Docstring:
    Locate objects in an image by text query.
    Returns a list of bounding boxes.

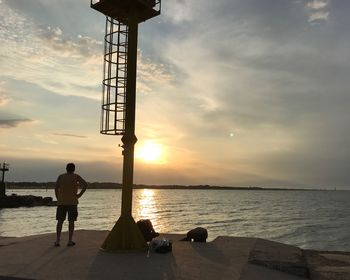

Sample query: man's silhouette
[54,163,87,246]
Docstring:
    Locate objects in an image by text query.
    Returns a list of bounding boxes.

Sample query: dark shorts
[56,205,78,221]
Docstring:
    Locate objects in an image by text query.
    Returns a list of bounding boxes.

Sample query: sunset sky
[1,0,350,189]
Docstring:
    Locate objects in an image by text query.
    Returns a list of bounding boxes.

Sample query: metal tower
[91,0,161,251]
[0,162,9,197]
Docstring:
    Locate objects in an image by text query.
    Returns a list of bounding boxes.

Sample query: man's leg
[56,220,64,245]
[68,221,75,244]
[67,205,78,245]
[55,205,66,246]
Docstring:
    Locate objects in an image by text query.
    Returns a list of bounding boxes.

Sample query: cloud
[0,94,8,106]
[0,2,173,102]
[0,81,10,106]
[0,118,33,128]
[308,11,329,22]
[137,51,174,95]
[306,0,328,10]
[306,0,330,23]
[0,3,103,100]
[133,0,350,188]
[52,133,87,138]
[163,0,194,24]
[37,26,103,58]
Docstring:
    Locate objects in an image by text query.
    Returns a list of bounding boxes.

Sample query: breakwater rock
[0,194,56,208]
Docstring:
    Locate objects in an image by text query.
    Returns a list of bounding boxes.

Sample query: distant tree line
[6,182,314,191]
[6,182,266,190]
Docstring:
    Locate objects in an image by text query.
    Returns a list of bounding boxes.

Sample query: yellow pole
[101,13,147,251]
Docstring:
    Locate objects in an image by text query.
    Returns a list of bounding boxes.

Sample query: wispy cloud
[0,81,10,106]
[137,51,174,95]
[306,0,330,23]
[38,26,103,59]
[52,133,87,138]
[0,118,33,128]
[0,2,173,102]
[306,0,328,10]
[163,0,194,24]
[0,94,9,106]
[308,11,329,22]
[0,3,102,99]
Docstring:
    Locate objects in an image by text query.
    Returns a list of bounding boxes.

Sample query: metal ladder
[101,17,128,135]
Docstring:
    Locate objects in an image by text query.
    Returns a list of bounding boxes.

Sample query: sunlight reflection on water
[134,189,159,228]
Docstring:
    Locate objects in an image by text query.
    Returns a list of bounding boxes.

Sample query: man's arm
[55,175,61,200]
[77,175,87,198]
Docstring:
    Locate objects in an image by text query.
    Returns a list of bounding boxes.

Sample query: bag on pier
[150,238,172,254]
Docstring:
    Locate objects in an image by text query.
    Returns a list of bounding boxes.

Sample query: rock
[43,197,53,204]
[248,238,309,278]
[0,194,56,208]
[305,250,350,280]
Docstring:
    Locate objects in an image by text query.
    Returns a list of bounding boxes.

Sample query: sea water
[0,189,349,251]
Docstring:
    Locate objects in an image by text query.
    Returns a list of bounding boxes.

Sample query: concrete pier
[0,230,349,280]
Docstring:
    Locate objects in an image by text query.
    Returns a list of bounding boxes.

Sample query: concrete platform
[0,230,349,280]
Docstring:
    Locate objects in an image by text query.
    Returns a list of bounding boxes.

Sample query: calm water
[1,189,349,251]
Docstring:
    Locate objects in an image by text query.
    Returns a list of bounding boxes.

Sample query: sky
[1,0,350,189]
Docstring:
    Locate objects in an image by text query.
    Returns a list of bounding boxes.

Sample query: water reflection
[134,189,160,231]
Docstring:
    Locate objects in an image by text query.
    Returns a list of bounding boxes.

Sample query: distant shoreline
[5,182,336,191]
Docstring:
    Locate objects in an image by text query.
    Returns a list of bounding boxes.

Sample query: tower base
[0,182,5,198]
[101,215,148,251]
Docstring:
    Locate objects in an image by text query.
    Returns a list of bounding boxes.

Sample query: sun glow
[136,141,164,164]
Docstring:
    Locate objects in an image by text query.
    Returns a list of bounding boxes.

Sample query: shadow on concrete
[87,249,178,280]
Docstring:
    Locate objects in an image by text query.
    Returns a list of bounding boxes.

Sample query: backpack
[150,238,172,254]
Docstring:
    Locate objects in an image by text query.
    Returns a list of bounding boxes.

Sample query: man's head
[66,163,75,173]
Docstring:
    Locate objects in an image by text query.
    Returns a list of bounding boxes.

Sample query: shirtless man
[54,163,87,246]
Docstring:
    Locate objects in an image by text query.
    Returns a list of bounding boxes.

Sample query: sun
[136,141,164,164]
